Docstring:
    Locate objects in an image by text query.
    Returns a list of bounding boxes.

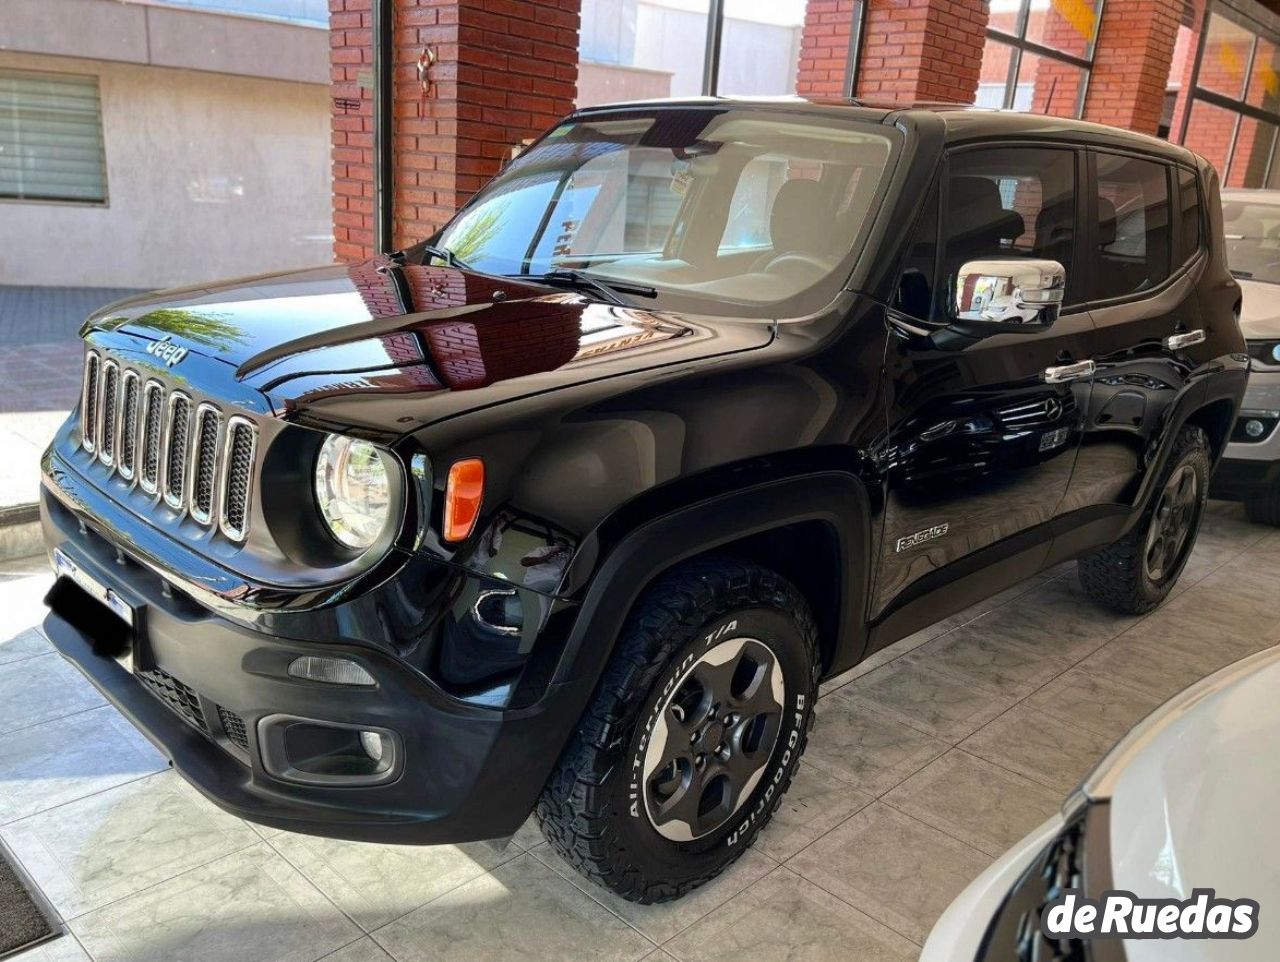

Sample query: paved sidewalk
[0,286,145,510]
[0,503,1275,962]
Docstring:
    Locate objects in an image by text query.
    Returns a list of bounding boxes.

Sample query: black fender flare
[549,470,873,694]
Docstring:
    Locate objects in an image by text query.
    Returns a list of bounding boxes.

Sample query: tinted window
[1093,154,1172,299]
[942,148,1077,306]
[896,177,940,320]
[1177,166,1202,261]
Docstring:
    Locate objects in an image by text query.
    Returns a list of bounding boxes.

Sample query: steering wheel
[762,252,831,276]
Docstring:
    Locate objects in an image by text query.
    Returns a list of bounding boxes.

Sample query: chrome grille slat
[163,392,193,510]
[220,417,256,542]
[81,352,101,453]
[139,381,164,493]
[98,360,120,466]
[189,404,222,524]
[117,371,141,480]
[78,349,258,540]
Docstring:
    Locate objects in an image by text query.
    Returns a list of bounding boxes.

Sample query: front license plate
[53,547,135,629]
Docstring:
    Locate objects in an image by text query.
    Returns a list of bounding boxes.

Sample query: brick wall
[797,0,988,103]
[1082,0,1181,134]
[330,0,579,263]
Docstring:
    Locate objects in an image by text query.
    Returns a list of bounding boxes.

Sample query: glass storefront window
[717,0,809,95]
[1184,99,1238,176]
[1230,116,1278,188]
[578,0,711,107]
[1199,12,1254,101]
[1246,35,1280,112]
[981,0,1100,116]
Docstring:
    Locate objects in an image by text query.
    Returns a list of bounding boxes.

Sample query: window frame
[1080,148,1202,309]
[0,66,110,208]
[982,0,1106,118]
[899,140,1089,324]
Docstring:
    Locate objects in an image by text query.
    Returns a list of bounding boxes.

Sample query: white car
[1212,189,1280,524]
[921,644,1279,962]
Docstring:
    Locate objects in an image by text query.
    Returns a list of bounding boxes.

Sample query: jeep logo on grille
[146,336,189,368]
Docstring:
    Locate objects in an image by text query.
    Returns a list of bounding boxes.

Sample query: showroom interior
[2,0,1280,960]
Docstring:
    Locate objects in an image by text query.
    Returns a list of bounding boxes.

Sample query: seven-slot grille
[80,349,257,541]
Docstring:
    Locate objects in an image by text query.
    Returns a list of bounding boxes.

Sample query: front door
[874,144,1095,622]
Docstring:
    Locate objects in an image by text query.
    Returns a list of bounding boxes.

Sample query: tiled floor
[2,502,1277,962]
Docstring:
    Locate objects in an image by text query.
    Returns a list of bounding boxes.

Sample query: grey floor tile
[8,934,93,962]
[664,866,917,961]
[533,842,774,945]
[0,771,259,919]
[839,655,1019,743]
[269,832,505,932]
[803,696,948,795]
[1022,668,1163,740]
[0,626,51,667]
[318,937,395,962]
[508,817,545,852]
[818,624,947,696]
[374,853,654,962]
[0,653,105,735]
[882,750,1061,858]
[1075,633,1226,702]
[787,802,990,943]
[959,704,1118,793]
[912,628,1071,700]
[755,763,873,861]
[0,706,167,824]
[70,843,361,962]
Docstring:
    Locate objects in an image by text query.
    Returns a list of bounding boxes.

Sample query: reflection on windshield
[1223,200,1280,285]
[436,108,896,316]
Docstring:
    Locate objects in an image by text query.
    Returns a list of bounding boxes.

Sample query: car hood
[1237,277,1280,338]
[86,261,776,434]
[1089,645,1280,962]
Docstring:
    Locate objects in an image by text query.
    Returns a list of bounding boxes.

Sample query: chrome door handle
[1044,360,1096,383]
[1166,329,1206,350]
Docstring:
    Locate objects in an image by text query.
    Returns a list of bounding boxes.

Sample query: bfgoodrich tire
[536,556,818,903]
[1078,425,1210,615]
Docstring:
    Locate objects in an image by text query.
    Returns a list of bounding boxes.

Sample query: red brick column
[796,0,988,103]
[1081,0,1181,134]
[330,0,580,263]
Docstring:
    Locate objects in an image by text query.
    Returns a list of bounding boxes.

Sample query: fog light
[287,656,375,687]
[360,729,387,763]
[1245,419,1267,439]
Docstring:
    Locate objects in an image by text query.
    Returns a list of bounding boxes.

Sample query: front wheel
[1078,425,1209,614]
[536,557,818,903]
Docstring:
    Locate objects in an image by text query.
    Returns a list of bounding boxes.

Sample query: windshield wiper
[417,244,474,272]
[1230,268,1255,279]
[514,269,657,306]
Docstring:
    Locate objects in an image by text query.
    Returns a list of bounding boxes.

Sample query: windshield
[435,107,898,316]
[1223,199,1280,285]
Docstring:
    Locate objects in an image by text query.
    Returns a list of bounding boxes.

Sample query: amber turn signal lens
[443,458,485,542]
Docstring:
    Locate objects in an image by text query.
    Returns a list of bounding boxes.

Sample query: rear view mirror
[950,258,1065,335]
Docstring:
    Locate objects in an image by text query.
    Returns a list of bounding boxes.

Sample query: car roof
[570,96,1199,165]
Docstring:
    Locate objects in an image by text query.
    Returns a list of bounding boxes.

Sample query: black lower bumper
[40,487,591,845]
[1210,456,1280,502]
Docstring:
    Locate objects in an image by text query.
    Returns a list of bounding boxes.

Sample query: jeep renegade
[40,100,1246,903]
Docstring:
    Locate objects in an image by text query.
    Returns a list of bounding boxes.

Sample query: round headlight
[314,435,392,550]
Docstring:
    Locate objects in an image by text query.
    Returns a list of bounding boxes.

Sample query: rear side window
[1093,154,1172,300]
[1177,166,1202,260]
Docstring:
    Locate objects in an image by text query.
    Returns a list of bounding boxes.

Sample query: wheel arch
[550,468,875,694]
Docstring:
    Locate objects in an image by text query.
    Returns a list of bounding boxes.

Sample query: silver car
[921,644,1279,962]
[1212,189,1280,523]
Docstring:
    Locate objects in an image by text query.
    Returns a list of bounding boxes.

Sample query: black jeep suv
[41,99,1245,903]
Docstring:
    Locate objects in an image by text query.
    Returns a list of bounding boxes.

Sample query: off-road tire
[1245,488,1280,526]
[536,556,819,903]
[1078,425,1210,615]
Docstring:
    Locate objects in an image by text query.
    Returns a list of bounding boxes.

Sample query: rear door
[874,143,1096,619]
[1055,151,1205,540]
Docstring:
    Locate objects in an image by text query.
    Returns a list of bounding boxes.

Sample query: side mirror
[950,258,1065,336]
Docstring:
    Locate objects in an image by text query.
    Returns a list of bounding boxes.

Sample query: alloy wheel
[1143,463,1199,583]
[642,637,785,842]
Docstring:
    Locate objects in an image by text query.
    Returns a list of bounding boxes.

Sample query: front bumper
[39,468,591,845]
[1214,368,1280,501]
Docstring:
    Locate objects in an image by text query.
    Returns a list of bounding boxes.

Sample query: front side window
[0,68,107,204]
[1092,153,1171,300]
[436,108,898,316]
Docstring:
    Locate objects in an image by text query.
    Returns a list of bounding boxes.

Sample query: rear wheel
[1078,425,1209,614]
[536,557,818,903]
